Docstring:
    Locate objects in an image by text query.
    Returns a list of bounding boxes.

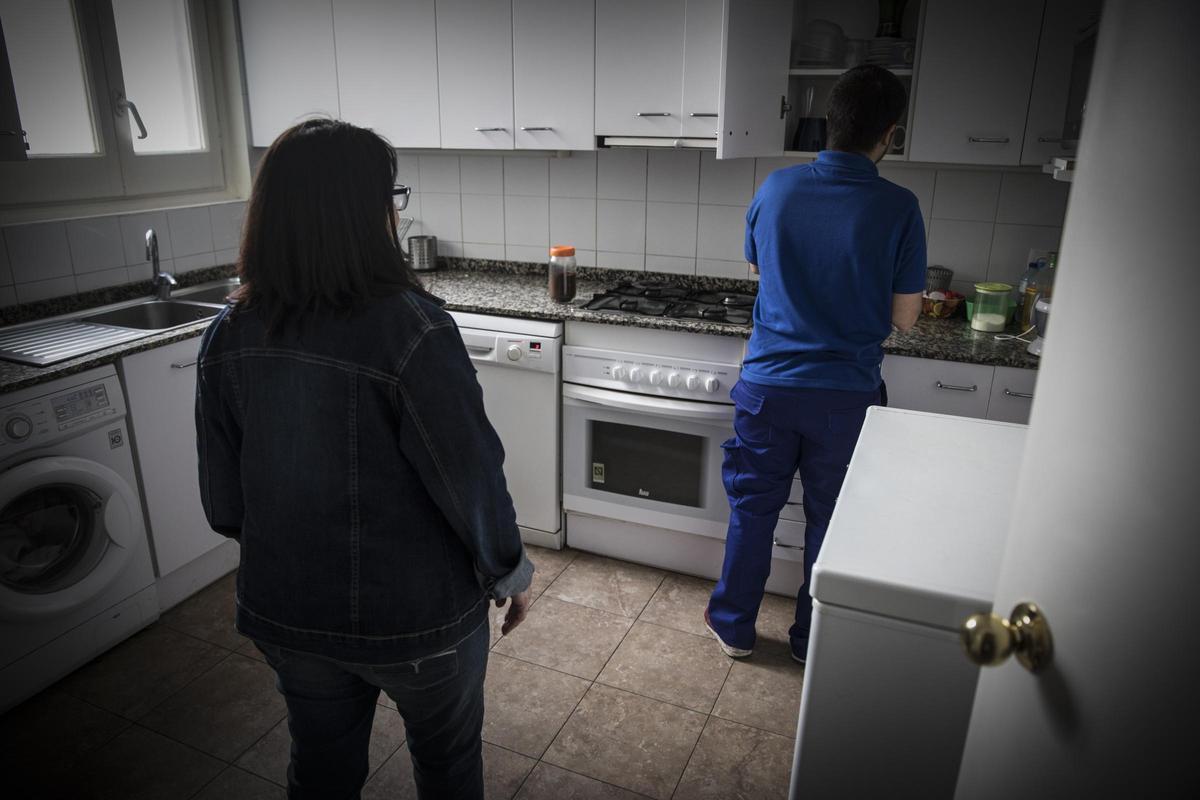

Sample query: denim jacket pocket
[370,648,460,692]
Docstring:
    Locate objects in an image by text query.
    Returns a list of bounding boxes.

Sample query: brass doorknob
[961,602,1053,673]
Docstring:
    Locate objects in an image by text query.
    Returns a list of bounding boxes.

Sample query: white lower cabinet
[120,338,226,577]
[882,355,996,419]
[986,366,1038,424]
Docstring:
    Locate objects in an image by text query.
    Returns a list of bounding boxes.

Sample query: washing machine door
[0,456,145,619]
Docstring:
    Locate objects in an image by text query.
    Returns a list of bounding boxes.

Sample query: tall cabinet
[512,0,595,151]
[436,0,514,149]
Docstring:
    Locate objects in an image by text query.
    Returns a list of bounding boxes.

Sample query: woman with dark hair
[195,118,532,800]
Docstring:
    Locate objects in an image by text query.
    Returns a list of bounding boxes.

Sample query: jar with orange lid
[548,245,577,302]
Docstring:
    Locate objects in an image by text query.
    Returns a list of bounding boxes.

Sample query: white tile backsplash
[214,247,239,266]
[596,251,645,271]
[987,224,1062,285]
[462,242,506,260]
[120,211,173,264]
[504,196,549,246]
[461,194,505,244]
[996,173,1070,226]
[597,149,647,201]
[167,206,214,257]
[16,275,76,303]
[697,205,747,262]
[504,156,549,197]
[460,156,504,195]
[549,152,597,198]
[597,199,646,254]
[421,193,464,243]
[174,252,217,274]
[931,170,1002,222]
[0,234,12,285]
[74,266,131,292]
[927,219,995,283]
[647,150,700,203]
[395,154,421,191]
[5,222,73,284]
[66,217,125,274]
[699,153,755,206]
[0,286,17,308]
[550,198,596,251]
[210,202,246,251]
[505,244,547,263]
[646,202,698,257]
[646,254,696,275]
[698,258,749,280]
[419,155,461,193]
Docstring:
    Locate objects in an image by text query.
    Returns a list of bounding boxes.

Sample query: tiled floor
[0,547,803,799]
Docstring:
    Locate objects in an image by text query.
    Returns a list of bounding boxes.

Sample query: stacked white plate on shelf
[867,37,914,68]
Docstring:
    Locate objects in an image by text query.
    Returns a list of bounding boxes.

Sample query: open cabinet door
[715,0,791,160]
[0,18,28,161]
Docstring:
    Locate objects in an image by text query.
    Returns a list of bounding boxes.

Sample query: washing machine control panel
[2,376,125,454]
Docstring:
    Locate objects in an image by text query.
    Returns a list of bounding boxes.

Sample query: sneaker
[791,640,808,665]
[704,608,752,658]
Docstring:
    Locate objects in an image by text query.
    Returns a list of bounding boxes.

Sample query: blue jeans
[708,379,881,655]
[255,619,489,800]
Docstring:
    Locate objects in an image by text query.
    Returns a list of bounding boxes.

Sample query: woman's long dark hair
[232,119,420,330]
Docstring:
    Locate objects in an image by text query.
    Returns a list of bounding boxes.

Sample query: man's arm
[749,263,759,275]
[891,292,922,332]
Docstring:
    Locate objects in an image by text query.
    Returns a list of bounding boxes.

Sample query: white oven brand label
[592,463,606,484]
[638,489,650,497]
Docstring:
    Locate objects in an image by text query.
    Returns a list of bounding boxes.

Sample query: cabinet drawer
[773,518,805,562]
[987,366,1038,424]
[881,355,995,419]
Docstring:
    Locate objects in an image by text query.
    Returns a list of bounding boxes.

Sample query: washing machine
[0,365,158,713]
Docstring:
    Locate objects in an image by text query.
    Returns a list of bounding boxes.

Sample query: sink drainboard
[0,321,149,367]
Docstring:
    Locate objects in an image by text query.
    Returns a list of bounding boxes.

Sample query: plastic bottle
[548,245,577,303]
[1018,260,1044,329]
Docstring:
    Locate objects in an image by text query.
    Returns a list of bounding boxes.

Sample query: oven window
[589,421,704,507]
[0,484,105,594]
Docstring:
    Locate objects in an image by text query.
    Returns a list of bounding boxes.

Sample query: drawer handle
[1037,136,1063,143]
[473,127,507,132]
[935,381,978,392]
[968,136,1010,144]
[1003,388,1034,399]
[519,126,553,131]
[170,360,198,369]
[636,112,672,117]
[773,537,804,551]
[689,112,719,118]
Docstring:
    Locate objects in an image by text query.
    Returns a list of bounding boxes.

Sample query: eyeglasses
[392,184,411,211]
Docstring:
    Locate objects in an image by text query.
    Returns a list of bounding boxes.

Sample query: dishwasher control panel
[457,330,561,375]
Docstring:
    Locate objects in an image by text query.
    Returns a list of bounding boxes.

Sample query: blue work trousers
[708,378,882,654]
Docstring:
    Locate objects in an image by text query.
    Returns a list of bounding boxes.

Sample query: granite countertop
[0,261,1039,395]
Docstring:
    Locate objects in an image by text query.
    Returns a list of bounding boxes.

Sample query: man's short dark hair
[826,65,908,153]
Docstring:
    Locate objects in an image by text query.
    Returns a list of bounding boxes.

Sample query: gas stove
[581,281,756,326]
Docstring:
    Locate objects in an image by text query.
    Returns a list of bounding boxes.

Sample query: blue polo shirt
[742,150,926,392]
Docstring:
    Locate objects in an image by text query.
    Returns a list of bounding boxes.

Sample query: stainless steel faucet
[146,228,177,301]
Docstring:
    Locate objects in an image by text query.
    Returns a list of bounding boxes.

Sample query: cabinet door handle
[689,112,718,118]
[473,127,507,132]
[1037,136,1063,143]
[519,126,553,131]
[773,537,804,550]
[170,360,198,369]
[967,136,1010,144]
[636,112,672,117]
[935,381,978,392]
[1003,388,1034,399]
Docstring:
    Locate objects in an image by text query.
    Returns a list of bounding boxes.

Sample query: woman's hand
[494,590,531,636]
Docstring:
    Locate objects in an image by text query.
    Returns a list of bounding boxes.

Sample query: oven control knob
[507,344,523,361]
[628,367,644,383]
[648,370,664,386]
[685,374,700,391]
[703,377,720,394]
[4,414,32,441]
[612,365,628,381]
[667,372,682,388]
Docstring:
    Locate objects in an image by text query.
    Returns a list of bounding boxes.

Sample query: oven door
[563,383,734,540]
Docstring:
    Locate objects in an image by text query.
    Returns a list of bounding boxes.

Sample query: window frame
[0,0,227,208]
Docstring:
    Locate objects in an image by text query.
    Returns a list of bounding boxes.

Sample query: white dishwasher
[449,311,563,549]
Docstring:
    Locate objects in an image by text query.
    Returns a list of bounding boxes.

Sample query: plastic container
[925,265,953,294]
[548,245,577,303]
[971,282,1013,332]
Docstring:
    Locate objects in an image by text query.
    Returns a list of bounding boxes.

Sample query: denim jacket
[195,288,533,663]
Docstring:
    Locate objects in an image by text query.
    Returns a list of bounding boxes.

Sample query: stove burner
[581,282,756,327]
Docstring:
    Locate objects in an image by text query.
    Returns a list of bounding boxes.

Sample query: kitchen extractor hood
[599,136,717,150]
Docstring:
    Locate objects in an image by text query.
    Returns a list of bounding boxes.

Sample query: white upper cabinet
[436,0,513,149]
[908,0,1044,165]
[512,0,594,151]
[333,0,440,148]
[680,0,723,138]
[1020,0,1101,165]
[595,0,686,137]
[239,0,340,147]
[716,0,791,159]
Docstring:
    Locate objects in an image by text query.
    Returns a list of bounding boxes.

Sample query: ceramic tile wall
[0,201,247,308]
[395,151,1068,287]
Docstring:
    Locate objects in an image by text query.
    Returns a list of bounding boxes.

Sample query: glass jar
[971,282,1014,332]
[548,245,577,303]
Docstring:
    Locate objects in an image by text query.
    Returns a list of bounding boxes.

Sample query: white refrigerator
[789,407,1026,799]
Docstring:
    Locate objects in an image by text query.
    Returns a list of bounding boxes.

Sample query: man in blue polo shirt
[705,65,925,664]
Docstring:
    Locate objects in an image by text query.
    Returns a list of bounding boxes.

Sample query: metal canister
[408,235,439,272]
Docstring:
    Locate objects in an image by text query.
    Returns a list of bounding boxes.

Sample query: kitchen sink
[83,300,221,331]
[176,281,240,305]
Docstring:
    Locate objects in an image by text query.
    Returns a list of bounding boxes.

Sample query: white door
[908,0,1044,165]
[1020,0,1102,165]
[595,0,686,137]
[333,0,441,148]
[955,5,1198,795]
[239,0,339,147]
[715,0,791,159]
[512,0,594,151]
[680,0,722,138]
[120,338,226,577]
[436,0,513,149]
